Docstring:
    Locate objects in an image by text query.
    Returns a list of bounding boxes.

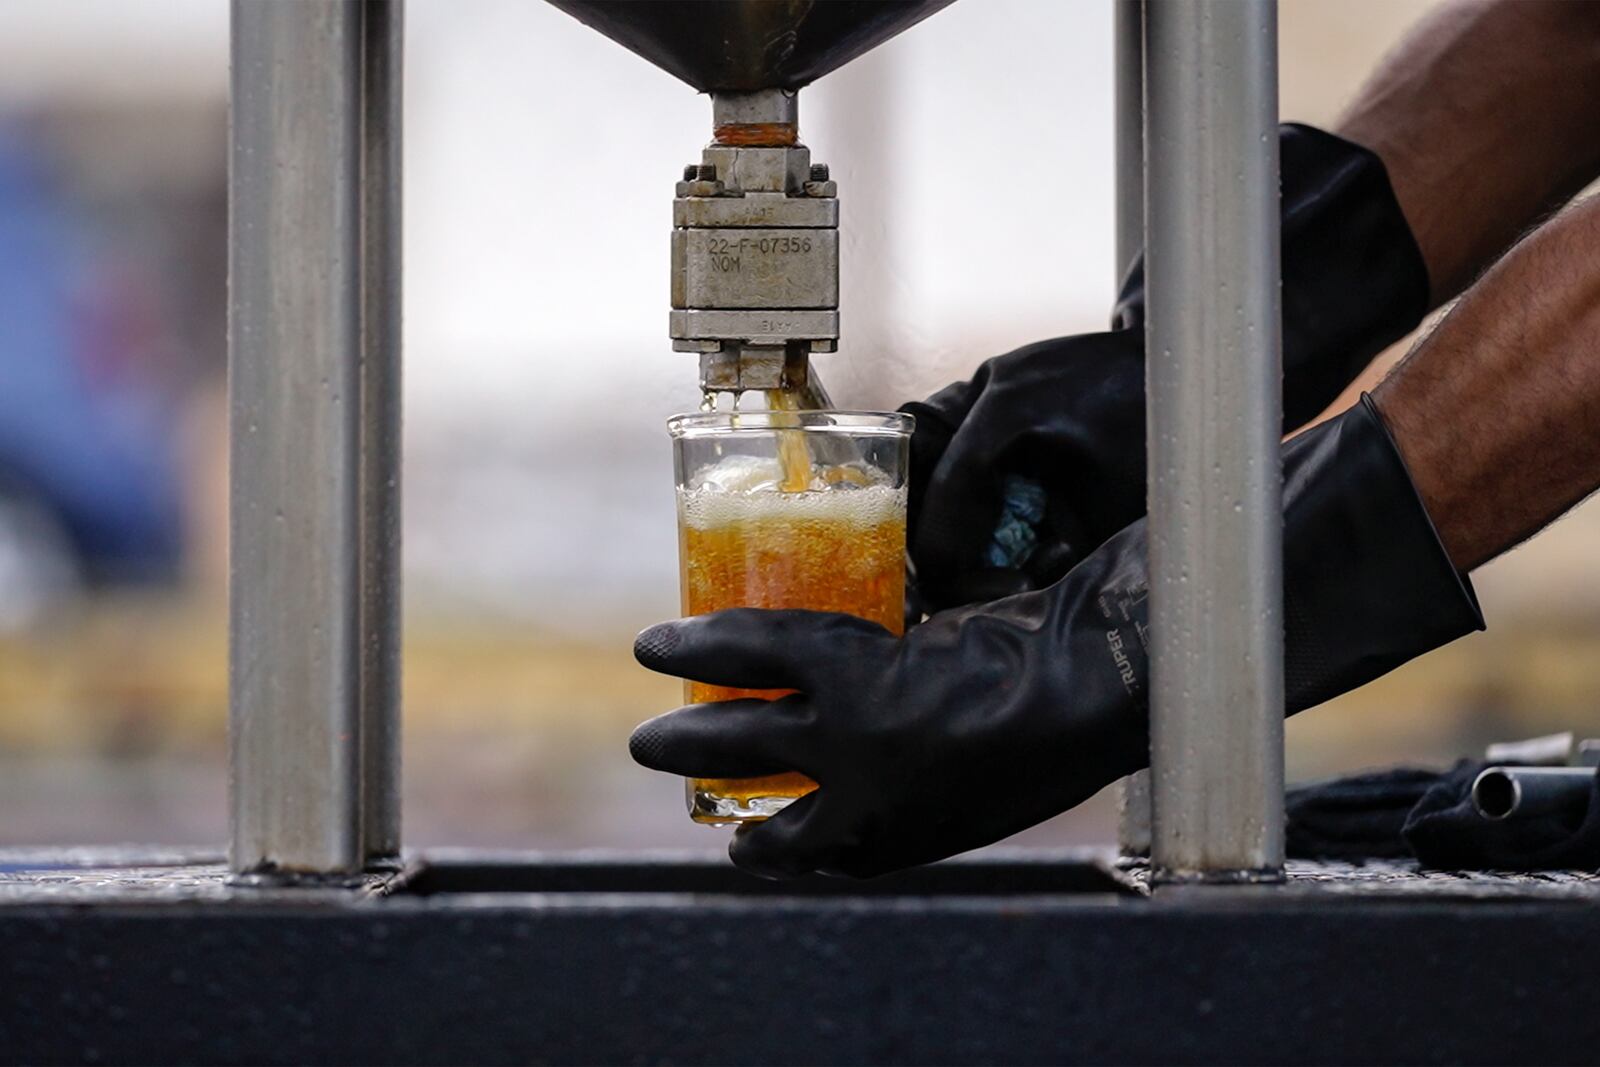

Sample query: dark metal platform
[3,848,1599,1065]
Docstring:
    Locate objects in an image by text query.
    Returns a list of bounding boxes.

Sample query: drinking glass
[668,409,912,823]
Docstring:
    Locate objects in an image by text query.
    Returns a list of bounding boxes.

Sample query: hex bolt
[682,164,699,181]
[694,164,718,181]
[809,163,830,181]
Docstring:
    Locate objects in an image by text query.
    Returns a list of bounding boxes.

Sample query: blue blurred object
[0,127,182,584]
[982,473,1047,570]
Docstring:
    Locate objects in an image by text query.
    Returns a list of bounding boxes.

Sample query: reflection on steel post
[1113,0,1153,859]
[1144,0,1284,881]
[229,0,403,876]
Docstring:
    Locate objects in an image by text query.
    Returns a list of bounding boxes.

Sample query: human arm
[1374,191,1600,571]
[1338,0,1600,305]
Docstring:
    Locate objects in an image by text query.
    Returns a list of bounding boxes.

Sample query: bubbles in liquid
[678,383,903,821]
[687,454,892,495]
[678,473,907,819]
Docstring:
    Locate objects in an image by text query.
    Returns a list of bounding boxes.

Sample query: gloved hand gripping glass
[632,397,1482,878]
[627,124,1491,878]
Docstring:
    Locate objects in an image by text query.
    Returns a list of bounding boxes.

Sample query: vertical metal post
[1143,0,1284,881]
[229,0,403,876]
[360,0,404,867]
[1113,0,1153,858]
[1114,0,1146,287]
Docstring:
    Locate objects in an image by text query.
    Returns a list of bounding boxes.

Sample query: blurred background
[2,0,1597,851]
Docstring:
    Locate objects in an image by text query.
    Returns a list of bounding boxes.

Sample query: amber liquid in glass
[678,474,905,823]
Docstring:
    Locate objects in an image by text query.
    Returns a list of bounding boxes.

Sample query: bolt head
[809,163,830,181]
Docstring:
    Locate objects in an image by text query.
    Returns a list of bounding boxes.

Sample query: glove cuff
[1061,390,1483,748]
[1281,394,1484,713]
[1115,123,1432,430]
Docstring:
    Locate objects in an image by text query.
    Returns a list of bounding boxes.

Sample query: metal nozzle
[698,348,786,392]
[697,347,833,407]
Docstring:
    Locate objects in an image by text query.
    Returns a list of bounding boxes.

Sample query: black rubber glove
[630,396,1482,879]
[903,124,1430,611]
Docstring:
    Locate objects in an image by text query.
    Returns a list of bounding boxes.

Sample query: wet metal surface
[5,846,1600,903]
[1123,856,1600,901]
[0,848,397,902]
[0,847,1133,904]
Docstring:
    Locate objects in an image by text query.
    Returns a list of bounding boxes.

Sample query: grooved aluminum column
[1113,0,1153,858]
[229,0,403,875]
[1143,0,1284,880]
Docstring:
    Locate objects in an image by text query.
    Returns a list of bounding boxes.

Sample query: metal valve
[670,89,839,394]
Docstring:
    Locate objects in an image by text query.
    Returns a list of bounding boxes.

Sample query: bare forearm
[1374,193,1600,572]
[1338,0,1600,306]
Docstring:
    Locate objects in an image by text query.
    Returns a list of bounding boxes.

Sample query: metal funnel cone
[545,0,955,92]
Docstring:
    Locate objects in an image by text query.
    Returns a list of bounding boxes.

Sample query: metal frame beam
[6,853,1600,1065]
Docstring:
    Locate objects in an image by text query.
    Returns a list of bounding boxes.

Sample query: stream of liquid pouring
[766,387,814,492]
[697,385,819,493]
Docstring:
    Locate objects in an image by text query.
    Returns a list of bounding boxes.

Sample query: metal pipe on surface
[229,0,403,876]
[1112,0,1153,858]
[1143,0,1284,881]
[1472,767,1597,822]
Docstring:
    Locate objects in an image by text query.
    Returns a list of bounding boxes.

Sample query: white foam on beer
[679,457,905,530]
[679,484,906,530]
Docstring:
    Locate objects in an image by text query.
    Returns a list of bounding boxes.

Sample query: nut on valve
[676,163,725,199]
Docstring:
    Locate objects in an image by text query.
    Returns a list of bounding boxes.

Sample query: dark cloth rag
[1287,759,1600,870]
[1286,765,1446,860]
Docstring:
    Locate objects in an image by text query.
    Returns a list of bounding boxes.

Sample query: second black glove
[904,124,1431,611]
